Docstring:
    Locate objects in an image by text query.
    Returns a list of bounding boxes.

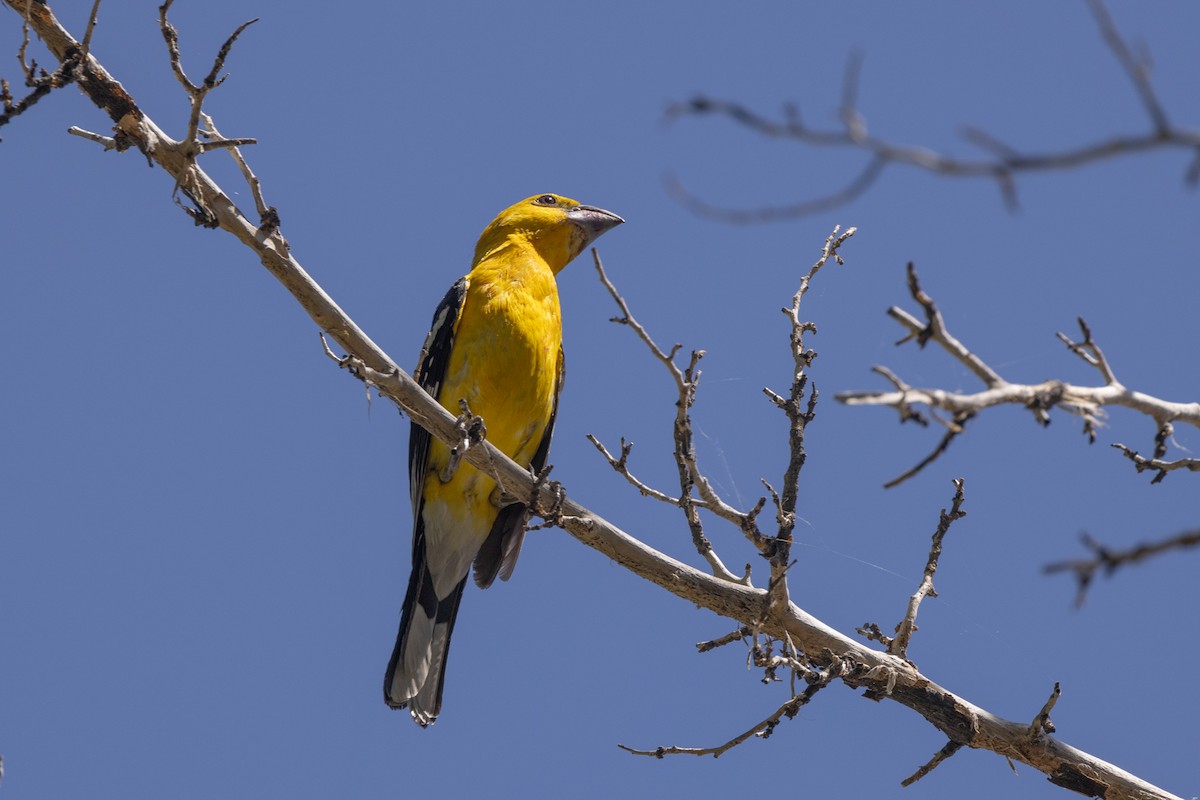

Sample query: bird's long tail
[384,548,467,727]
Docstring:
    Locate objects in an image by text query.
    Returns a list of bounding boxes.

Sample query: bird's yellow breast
[427,244,562,519]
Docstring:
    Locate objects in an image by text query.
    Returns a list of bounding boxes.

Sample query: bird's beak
[567,204,624,246]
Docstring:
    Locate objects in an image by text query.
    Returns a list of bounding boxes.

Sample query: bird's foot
[440,399,486,483]
[526,465,566,530]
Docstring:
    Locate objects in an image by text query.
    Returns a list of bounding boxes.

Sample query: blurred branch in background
[1045,528,1200,607]
[665,0,1200,223]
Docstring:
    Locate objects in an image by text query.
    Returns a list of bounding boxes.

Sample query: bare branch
[838,266,1200,483]
[200,113,275,234]
[157,1,257,160]
[592,249,768,579]
[620,653,844,759]
[758,225,856,603]
[901,740,964,787]
[891,263,1003,387]
[665,2,1200,222]
[79,0,100,60]
[1110,443,1200,483]
[585,435,689,508]
[1045,528,1200,606]
[586,432,752,585]
[66,123,115,149]
[1058,317,1118,385]
[0,5,82,135]
[882,413,973,490]
[696,626,752,653]
[888,479,967,660]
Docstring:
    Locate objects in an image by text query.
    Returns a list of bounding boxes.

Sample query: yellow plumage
[384,194,623,726]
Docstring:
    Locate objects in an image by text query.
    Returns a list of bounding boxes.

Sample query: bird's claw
[440,399,486,483]
[527,465,566,529]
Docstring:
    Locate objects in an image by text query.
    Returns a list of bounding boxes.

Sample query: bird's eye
[534,194,557,206]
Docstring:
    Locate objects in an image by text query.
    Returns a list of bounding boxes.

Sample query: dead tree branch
[1,4,1185,798]
[664,1,1200,222]
[591,250,762,586]
[0,1,96,135]
[1109,444,1200,484]
[836,263,1200,486]
[157,0,257,160]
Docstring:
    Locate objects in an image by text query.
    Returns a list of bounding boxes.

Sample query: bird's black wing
[407,277,468,525]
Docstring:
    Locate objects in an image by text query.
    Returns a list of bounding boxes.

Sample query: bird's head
[473,193,624,273]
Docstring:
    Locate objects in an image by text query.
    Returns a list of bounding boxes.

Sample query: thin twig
[585,431,752,590]
[888,479,966,660]
[760,225,855,605]
[696,626,752,653]
[200,112,276,236]
[619,655,843,759]
[158,1,257,158]
[892,263,1004,388]
[585,435,695,507]
[882,413,973,490]
[79,0,101,60]
[1110,444,1200,484]
[901,740,964,787]
[592,249,768,576]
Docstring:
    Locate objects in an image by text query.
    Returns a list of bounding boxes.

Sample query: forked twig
[838,265,1200,485]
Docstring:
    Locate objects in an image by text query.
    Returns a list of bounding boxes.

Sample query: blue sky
[2,2,1197,798]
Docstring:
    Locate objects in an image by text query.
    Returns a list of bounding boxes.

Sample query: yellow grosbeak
[384,193,623,726]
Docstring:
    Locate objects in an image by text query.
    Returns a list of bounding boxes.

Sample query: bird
[384,193,623,726]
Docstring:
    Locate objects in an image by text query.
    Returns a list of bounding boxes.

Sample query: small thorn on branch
[696,626,752,653]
